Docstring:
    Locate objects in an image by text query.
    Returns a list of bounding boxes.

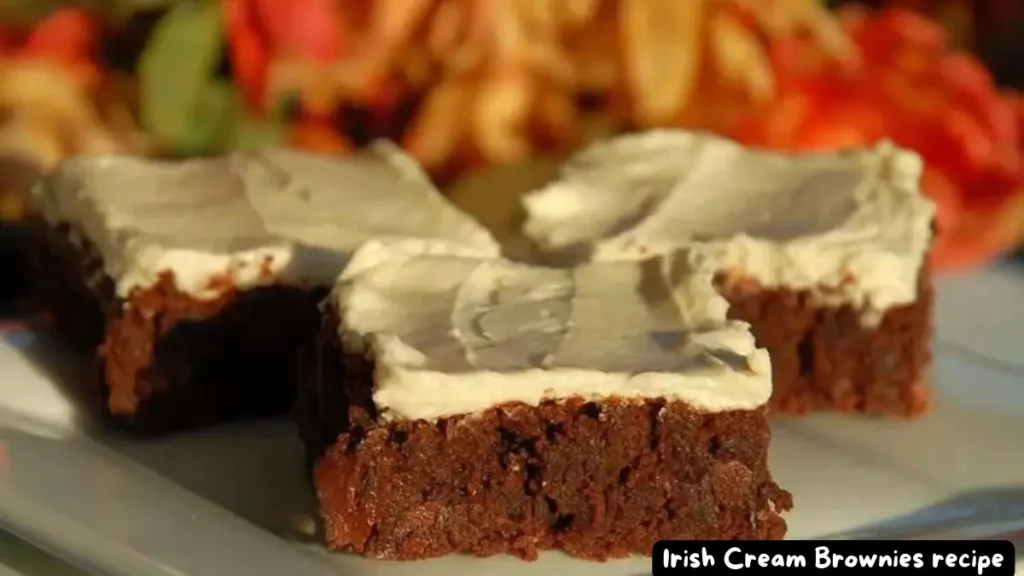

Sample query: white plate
[2,265,1024,576]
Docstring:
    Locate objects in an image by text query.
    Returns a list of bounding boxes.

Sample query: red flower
[2,9,100,87]
[20,9,97,64]
[731,8,1024,272]
[223,0,345,113]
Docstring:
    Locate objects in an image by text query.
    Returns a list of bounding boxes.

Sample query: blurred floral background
[0,0,1023,277]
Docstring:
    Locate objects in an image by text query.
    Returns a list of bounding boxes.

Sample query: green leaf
[229,114,288,150]
[138,0,227,155]
[224,85,289,150]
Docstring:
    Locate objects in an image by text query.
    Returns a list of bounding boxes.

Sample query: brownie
[720,269,933,417]
[300,244,792,561]
[33,222,322,434]
[0,221,33,310]
[29,144,500,434]
[520,131,937,418]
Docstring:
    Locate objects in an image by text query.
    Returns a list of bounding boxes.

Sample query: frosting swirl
[335,241,771,421]
[35,142,499,299]
[523,130,935,321]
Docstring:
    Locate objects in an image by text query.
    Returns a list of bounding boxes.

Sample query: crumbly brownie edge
[302,305,792,561]
[316,399,790,561]
[295,303,376,462]
[33,222,324,435]
[720,267,933,417]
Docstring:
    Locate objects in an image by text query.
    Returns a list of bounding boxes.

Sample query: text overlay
[651,540,1016,575]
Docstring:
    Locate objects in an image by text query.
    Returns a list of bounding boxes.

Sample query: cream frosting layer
[334,241,772,421]
[34,142,500,300]
[522,130,935,321]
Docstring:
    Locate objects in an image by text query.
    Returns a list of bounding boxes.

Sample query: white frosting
[522,130,936,322]
[334,241,772,421]
[34,142,500,300]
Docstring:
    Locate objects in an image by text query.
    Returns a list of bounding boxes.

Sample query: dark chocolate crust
[301,311,792,561]
[33,222,324,435]
[720,269,933,417]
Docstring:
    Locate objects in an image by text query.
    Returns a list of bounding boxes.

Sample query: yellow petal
[534,84,578,145]
[472,70,534,164]
[518,0,559,34]
[0,113,66,169]
[426,0,465,60]
[710,11,775,102]
[563,4,620,92]
[515,0,575,84]
[620,0,705,126]
[402,76,469,169]
[0,61,99,127]
[556,0,601,29]
[802,3,856,62]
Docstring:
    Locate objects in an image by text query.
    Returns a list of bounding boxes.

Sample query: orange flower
[731,7,1024,272]
[289,117,353,154]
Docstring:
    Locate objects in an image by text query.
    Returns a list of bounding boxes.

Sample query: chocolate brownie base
[300,317,792,561]
[720,270,933,417]
[33,223,323,435]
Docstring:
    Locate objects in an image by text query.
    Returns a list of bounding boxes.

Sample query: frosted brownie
[301,241,791,560]
[522,130,935,416]
[32,142,498,434]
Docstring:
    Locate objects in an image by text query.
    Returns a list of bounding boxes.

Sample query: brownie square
[521,130,937,418]
[720,270,933,416]
[33,222,322,434]
[299,244,792,560]
[29,144,499,434]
